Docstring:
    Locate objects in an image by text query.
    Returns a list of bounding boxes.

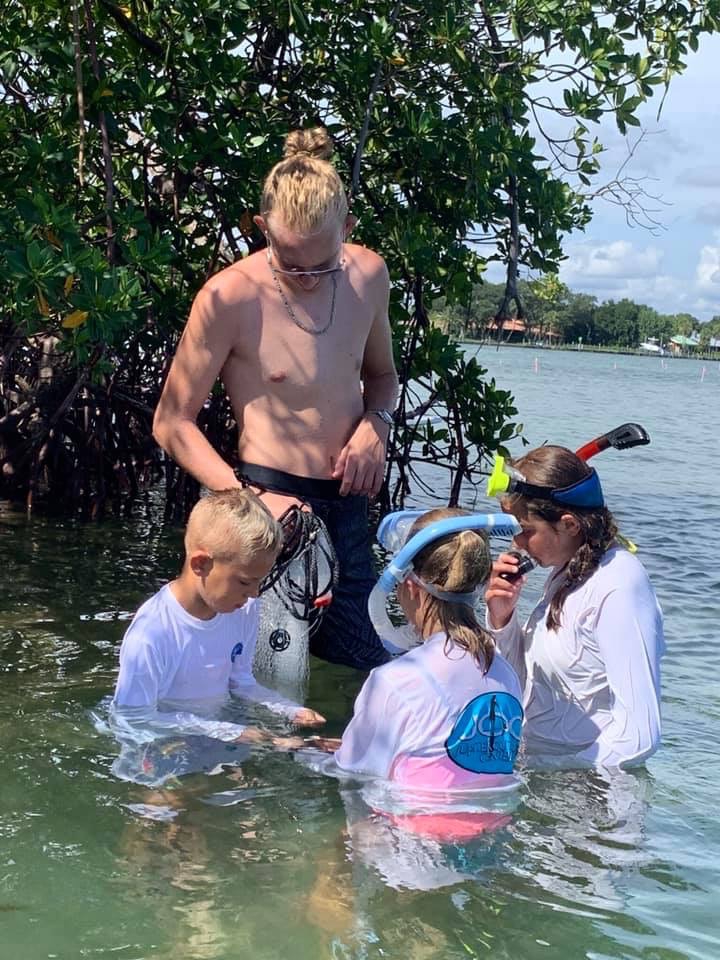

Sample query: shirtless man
[153,127,399,671]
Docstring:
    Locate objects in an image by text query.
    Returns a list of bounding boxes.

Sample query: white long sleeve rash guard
[487,546,664,769]
[111,584,302,742]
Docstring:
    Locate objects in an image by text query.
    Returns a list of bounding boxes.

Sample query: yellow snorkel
[487,455,512,498]
[616,533,638,554]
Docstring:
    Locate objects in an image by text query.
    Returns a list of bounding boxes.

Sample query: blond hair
[260,127,348,235]
[409,508,495,671]
[185,489,283,563]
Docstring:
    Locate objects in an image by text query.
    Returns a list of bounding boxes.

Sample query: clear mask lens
[376,510,426,553]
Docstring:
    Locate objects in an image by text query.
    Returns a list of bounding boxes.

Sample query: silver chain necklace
[269,265,337,336]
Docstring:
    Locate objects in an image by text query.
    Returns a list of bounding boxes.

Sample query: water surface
[0,347,718,959]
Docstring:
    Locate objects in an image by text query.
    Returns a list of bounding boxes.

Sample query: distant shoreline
[458,338,720,363]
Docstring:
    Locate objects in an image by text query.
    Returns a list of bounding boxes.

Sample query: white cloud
[477,38,720,322]
[554,237,720,318]
[557,240,693,313]
[484,237,720,319]
[696,239,720,294]
[569,271,680,305]
[561,241,663,283]
[689,296,720,319]
[675,166,720,188]
[695,202,720,225]
[595,125,689,179]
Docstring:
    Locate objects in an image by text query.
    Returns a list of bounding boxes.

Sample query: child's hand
[485,553,525,629]
[305,736,342,753]
[271,734,341,753]
[272,735,307,750]
[234,726,272,745]
[292,708,326,727]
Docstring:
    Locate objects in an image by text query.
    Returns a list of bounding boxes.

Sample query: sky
[484,32,720,323]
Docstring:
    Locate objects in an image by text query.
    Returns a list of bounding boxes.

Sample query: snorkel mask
[486,455,605,509]
[486,423,650,552]
[369,511,521,655]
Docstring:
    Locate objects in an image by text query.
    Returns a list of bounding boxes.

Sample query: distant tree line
[432,278,720,349]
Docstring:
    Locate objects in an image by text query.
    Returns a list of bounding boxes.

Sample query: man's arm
[359,261,399,413]
[332,259,399,496]
[153,280,242,490]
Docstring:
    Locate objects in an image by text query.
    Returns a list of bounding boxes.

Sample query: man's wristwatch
[366,408,394,427]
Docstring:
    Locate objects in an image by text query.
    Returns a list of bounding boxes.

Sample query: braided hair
[501,446,618,631]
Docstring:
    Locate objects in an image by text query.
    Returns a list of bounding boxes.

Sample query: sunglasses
[265,241,345,278]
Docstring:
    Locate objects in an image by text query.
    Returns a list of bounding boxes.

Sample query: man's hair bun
[283,127,334,161]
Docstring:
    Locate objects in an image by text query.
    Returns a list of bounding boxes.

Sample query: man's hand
[331,417,389,497]
[292,708,326,727]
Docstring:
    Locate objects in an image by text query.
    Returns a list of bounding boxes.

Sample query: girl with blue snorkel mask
[314,507,524,800]
[485,445,664,769]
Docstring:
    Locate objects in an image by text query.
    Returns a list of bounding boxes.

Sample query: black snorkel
[575,422,650,462]
[575,422,650,554]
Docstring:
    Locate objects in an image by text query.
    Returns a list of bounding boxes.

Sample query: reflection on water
[0,350,719,959]
[512,768,652,912]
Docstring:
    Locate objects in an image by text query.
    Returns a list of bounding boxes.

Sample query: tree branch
[83,0,116,263]
[350,1,402,199]
[98,0,164,58]
[71,0,87,186]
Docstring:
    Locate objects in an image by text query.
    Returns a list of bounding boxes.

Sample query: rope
[260,507,339,633]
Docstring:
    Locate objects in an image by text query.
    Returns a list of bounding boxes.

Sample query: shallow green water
[1,347,718,959]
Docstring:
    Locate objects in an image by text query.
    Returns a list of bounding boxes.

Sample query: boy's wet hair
[261,127,349,235]
[185,489,283,562]
[409,507,495,672]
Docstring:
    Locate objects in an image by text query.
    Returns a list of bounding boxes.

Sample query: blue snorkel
[370,512,522,655]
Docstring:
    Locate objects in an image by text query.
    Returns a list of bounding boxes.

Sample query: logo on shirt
[445,692,523,774]
[230,642,243,663]
[268,629,291,652]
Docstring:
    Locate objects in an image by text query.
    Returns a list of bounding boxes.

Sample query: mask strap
[409,573,478,607]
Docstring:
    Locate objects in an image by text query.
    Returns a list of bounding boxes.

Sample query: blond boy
[112,489,324,754]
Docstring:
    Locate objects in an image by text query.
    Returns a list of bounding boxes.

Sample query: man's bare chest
[227,294,371,384]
